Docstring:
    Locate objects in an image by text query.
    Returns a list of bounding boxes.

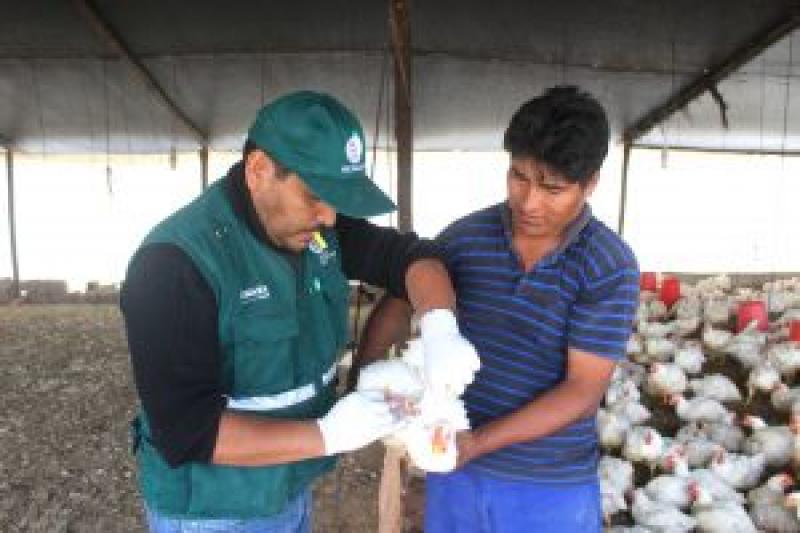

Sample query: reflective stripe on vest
[227,362,338,411]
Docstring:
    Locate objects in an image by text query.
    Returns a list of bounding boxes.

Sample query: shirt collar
[500,202,592,266]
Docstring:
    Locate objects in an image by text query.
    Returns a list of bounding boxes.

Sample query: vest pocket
[230,308,299,401]
[320,273,351,350]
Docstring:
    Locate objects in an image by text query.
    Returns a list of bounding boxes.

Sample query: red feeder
[640,272,658,292]
[789,320,800,342]
[737,300,768,333]
[660,277,681,308]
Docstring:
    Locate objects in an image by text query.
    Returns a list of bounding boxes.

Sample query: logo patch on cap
[345,133,363,165]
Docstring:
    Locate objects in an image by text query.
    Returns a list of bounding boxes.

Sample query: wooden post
[390,0,412,232]
[5,146,20,299]
[618,142,632,237]
[200,146,209,191]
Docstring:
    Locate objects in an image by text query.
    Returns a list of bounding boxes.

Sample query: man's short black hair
[503,85,610,185]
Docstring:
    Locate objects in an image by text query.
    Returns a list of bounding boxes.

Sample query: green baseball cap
[247,91,396,218]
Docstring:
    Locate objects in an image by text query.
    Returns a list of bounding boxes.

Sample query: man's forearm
[404,259,455,315]
[211,411,324,466]
[462,379,605,463]
[349,295,413,389]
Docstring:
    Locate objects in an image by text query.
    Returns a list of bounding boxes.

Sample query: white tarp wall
[1,144,798,291]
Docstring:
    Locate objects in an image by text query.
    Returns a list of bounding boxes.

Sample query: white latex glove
[317,390,407,455]
[419,309,481,396]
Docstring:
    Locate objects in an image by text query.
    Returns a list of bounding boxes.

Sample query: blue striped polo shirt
[438,202,639,483]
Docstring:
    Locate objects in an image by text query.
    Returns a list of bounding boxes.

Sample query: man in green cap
[121,90,480,532]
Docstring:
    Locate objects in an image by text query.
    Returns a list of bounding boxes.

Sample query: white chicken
[741,415,795,468]
[608,396,651,426]
[688,374,742,403]
[768,341,800,380]
[597,408,632,451]
[648,299,669,321]
[668,394,733,425]
[676,316,701,338]
[626,333,643,357]
[643,337,677,361]
[630,488,696,532]
[643,472,691,509]
[605,376,641,406]
[645,363,687,401]
[696,274,732,295]
[638,319,677,339]
[356,340,470,472]
[701,421,745,452]
[674,295,702,321]
[674,340,705,374]
[598,455,634,522]
[703,295,733,326]
[747,472,794,505]
[614,360,648,387]
[772,383,800,414]
[623,426,664,472]
[709,448,766,490]
[688,482,758,533]
[747,360,781,401]
[666,451,746,505]
[702,322,732,352]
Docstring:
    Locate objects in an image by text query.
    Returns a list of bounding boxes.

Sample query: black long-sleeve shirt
[121,163,443,467]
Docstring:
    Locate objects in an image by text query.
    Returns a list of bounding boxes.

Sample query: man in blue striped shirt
[354,86,639,532]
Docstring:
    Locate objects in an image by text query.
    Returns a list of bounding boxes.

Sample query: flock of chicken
[600,274,800,532]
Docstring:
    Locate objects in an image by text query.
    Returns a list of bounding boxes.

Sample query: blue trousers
[145,490,311,533]
[425,466,602,533]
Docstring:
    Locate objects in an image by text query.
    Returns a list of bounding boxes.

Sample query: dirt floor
[0,304,421,533]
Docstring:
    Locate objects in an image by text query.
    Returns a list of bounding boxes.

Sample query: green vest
[129,178,350,518]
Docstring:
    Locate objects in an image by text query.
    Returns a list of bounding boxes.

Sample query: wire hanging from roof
[169,56,178,171]
[103,58,113,194]
[30,59,46,158]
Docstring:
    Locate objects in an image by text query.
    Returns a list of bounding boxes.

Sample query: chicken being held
[356,340,470,472]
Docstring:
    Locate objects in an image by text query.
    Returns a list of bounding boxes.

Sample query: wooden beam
[617,142,632,237]
[390,0,413,233]
[199,146,209,191]
[623,8,800,143]
[632,143,800,157]
[72,0,207,145]
[5,147,20,300]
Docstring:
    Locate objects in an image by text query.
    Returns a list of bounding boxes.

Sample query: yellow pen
[312,231,327,250]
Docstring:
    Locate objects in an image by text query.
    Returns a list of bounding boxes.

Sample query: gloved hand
[317,390,407,455]
[419,309,481,396]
